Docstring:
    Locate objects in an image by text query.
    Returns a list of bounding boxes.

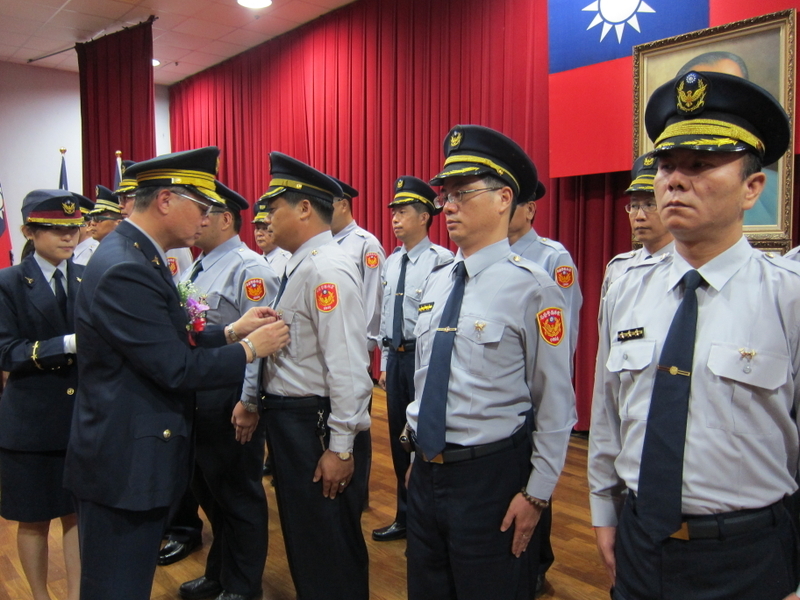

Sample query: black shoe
[534,574,547,598]
[159,537,202,566]
[371,521,407,541]
[179,576,222,600]
[216,592,262,600]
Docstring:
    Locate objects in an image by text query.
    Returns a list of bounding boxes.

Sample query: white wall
[0,61,171,262]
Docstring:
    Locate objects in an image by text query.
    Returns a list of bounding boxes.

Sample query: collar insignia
[25,277,34,285]
[151,256,160,266]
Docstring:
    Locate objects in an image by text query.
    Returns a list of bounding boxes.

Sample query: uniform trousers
[191,389,268,596]
[614,492,799,600]
[407,433,535,600]
[75,498,170,600]
[385,348,416,525]
[263,395,369,600]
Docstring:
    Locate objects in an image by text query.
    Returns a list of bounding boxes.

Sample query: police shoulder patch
[365,252,380,269]
[555,265,574,288]
[418,302,434,313]
[167,257,179,277]
[315,283,338,312]
[244,278,266,301]
[537,307,564,346]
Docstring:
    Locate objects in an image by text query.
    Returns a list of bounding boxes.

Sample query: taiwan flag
[549,0,709,177]
[0,181,12,268]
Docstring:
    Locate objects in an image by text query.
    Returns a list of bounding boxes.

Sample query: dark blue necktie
[391,253,410,349]
[416,261,467,460]
[637,269,703,542]
[53,269,67,319]
[273,270,288,307]
[189,260,204,283]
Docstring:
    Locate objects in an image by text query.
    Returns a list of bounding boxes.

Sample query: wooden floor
[0,388,609,599]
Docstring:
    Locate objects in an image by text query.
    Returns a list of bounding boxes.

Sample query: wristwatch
[332,450,353,461]
[239,399,259,413]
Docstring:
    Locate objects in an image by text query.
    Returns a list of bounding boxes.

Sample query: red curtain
[76,18,156,198]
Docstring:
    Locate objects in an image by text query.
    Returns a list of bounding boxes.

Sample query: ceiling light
[152,58,161,67]
[238,0,272,8]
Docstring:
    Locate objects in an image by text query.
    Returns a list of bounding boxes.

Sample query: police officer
[589,71,800,600]
[508,181,582,361]
[87,185,124,244]
[372,176,453,542]
[600,154,674,298]
[405,125,577,600]
[330,179,385,351]
[252,199,291,275]
[259,153,372,600]
[506,177,582,596]
[178,182,278,600]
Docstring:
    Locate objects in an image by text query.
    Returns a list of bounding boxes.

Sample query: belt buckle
[397,345,405,352]
[423,452,444,464]
[669,521,690,540]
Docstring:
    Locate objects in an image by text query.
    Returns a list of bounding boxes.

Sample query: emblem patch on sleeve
[418,302,434,313]
[365,252,380,269]
[537,307,564,346]
[244,278,266,301]
[315,283,339,312]
[555,266,574,288]
[167,257,179,277]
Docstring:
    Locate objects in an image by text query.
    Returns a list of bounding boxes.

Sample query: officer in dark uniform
[259,153,372,600]
[87,185,124,244]
[372,176,453,541]
[0,189,87,600]
[64,147,289,600]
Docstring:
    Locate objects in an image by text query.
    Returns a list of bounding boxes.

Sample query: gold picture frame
[633,9,796,248]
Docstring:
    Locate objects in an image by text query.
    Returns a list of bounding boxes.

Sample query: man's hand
[247,320,289,358]
[500,493,542,558]
[232,306,281,338]
[594,526,617,587]
[378,371,387,390]
[313,450,355,500]
[231,401,259,444]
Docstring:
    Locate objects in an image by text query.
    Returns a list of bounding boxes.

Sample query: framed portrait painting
[633,10,796,249]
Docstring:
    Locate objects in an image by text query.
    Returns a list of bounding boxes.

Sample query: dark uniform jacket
[0,256,83,451]
[64,221,246,512]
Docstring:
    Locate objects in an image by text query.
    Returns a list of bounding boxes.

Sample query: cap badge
[61,200,76,215]
[396,179,404,189]
[676,72,708,115]
[643,156,655,167]
[95,185,100,196]
[449,129,463,149]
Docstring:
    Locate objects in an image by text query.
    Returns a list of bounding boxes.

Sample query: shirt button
[163,429,172,440]
[67,358,73,366]
[66,388,75,395]
[622,353,628,360]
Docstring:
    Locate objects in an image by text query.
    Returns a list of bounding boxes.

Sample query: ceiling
[0,0,355,85]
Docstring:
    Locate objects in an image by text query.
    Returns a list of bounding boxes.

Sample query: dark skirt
[0,448,75,522]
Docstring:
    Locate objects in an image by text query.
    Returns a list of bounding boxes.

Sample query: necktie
[637,269,703,542]
[391,253,410,349]
[416,261,468,460]
[189,260,204,283]
[273,270,288,307]
[53,269,67,319]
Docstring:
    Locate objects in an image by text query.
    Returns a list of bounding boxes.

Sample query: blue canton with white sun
[548,0,709,73]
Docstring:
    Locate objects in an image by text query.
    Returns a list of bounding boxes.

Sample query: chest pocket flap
[606,339,656,372]
[707,342,788,390]
[459,317,504,345]
[205,292,220,310]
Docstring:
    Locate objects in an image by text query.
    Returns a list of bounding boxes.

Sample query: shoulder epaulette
[607,250,638,266]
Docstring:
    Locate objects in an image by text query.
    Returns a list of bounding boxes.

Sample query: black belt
[412,426,528,464]
[629,493,782,540]
[382,337,416,352]
[260,393,328,409]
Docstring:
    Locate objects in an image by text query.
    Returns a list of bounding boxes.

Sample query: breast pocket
[606,339,656,420]
[278,309,298,359]
[415,311,434,358]
[459,315,505,378]
[205,292,221,310]
[706,342,789,435]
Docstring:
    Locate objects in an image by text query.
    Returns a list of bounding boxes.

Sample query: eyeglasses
[434,187,502,209]
[89,215,124,223]
[624,202,658,214]
[172,190,215,217]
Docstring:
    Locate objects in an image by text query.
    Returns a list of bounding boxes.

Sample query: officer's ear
[496,186,514,217]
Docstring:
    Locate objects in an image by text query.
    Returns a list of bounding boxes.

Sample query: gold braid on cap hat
[443,155,520,191]
[654,119,764,154]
